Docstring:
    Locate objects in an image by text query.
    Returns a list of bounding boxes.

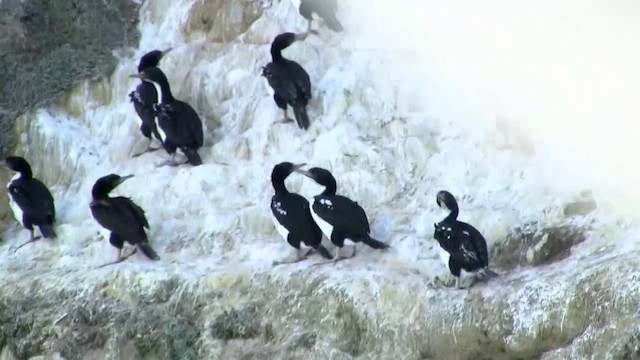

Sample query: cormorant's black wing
[130,82,158,110]
[435,222,483,267]
[271,193,318,232]
[91,197,149,244]
[285,60,312,102]
[263,62,298,103]
[457,221,489,267]
[175,101,204,148]
[155,103,196,148]
[8,179,56,220]
[311,195,371,237]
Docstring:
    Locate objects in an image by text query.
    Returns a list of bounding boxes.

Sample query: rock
[492,223,588,269]
[0,347,17,360]
[182,0,265,43]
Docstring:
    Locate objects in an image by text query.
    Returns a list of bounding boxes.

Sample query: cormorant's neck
[18,168,33,179]
[443,203,459,222]
[272,175,289,194]
[320,178,337,196]
[157,80,175,103]
[271,42,289,62]
[91,192,109,200]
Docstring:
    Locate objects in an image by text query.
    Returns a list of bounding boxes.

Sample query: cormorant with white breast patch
[129,67,204,166]
[90,174,160,268]
[433,190,498,289]
[270,162,333,265]
[4,156,57,252]
[299,0,344,35]
[129,48,172,158]
[262,32,312,130]
[294,166,390,264]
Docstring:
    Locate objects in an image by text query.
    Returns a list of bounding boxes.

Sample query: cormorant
[270,162,333,265]
[4,156,57,252]
[128,48,173,157]
[262,32,312,130]
[294,166,390,264]
[433,190,498,289]
[299,0,344,34]
[90,174,160,268]
[129,67,204,166]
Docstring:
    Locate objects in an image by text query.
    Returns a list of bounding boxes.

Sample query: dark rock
[0,0,141,158]
[492,222,589,270]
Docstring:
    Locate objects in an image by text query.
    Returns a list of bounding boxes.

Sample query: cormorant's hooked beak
[293,165,313,178]
[160,47,173,57]
[291,163,306,172]
[116,174,135,186]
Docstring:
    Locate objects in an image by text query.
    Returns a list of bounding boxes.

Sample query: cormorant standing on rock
[433,190,498,289]
[299,0,343,34]
[129,67,204,166]
[270,162,333,265]
[129,48,173,157]
[4,156,57,252]
[90,174,160,268]
[262,32,312,130]
[294,166,390,264]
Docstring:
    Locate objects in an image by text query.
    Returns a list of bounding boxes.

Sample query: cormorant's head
[91,174,134,199]
[272,162,306,180]
[137,48,173,72]
[271,162,306,191]
[294,166,336,188]
[4,156,32,175]
[129,67,169,87]
[272,32,307,51]
[436,190,457,212]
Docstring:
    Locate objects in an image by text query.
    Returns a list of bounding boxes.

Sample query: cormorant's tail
[360,235,390,250]
[39,223,57,239]
[322,13,343,32]
[183,148,203,166]
[315,244,334,260]
[138,242,160,261]
[292,103,310,130]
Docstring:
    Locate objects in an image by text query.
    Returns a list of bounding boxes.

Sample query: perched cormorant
[90,174,160,268]
[129,67,204,166]
[4,156,57,252]
[433,190,498,289]
[262,32,312,130]
[270,162,333,265]
[128,48,173,157]
[299,0,344,34]
[294,166,390,264]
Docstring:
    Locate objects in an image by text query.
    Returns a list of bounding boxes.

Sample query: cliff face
[1,1,639,359]
[0,0,140,228]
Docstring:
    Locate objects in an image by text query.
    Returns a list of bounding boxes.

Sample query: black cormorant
[129,48,173,157]
[294,166,390,264]
[5,156,57,252]
[90,174,160,268]
[433,190,498,289]
[270,162,333,265]
[299,0,344,34]
[129,67,204,166]
[262,32,312,130]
